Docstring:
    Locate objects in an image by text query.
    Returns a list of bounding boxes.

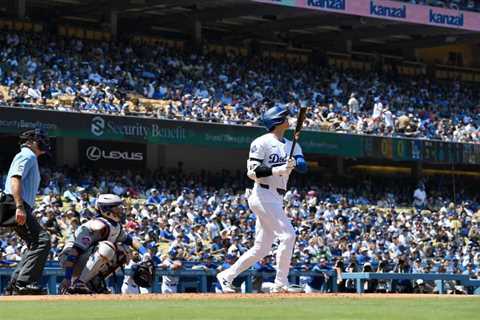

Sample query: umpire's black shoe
[4,281,16,296]
[12,283,47,295]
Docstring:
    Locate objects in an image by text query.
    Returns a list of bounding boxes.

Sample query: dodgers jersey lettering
[248,133,303,190]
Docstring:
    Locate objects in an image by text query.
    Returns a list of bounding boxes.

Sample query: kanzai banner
[253,0,480,32]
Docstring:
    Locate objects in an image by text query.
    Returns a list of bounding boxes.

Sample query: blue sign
[429,9,464,27]
[307,0,346,11]
[370,1,407,19]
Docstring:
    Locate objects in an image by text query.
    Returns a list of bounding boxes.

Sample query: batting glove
[272,158,295,176]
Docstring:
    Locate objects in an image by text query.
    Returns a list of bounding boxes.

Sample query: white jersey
[384,110,394,128]
[372,102,383,119]
[121,260,149,294]
[161,258,179,293]
[248,133,303,191]
[413,188,427,207]
[220,132,302,289]
[348,97,359,113]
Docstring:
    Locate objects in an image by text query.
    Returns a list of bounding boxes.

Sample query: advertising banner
[0,107,479,165]
[79,140,146,169]
[253,0,480,32]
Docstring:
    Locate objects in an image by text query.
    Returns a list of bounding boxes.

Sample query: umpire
[2,129,51,295]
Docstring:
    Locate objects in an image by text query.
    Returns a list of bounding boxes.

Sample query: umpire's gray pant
[10,204,51,286]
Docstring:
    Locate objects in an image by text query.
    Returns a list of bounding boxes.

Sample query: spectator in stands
[0,249,17,268]
[252,255,275,293]
[1,31,480,144]
[413,183,427,210]
[2,164,480,294]
[348,93,359,114]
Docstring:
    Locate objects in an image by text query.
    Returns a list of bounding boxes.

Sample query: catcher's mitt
[132,259,155,288]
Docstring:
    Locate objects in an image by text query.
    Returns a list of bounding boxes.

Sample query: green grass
[1,297,479,320]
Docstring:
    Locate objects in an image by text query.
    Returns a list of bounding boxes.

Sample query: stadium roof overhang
[7,0,480,53]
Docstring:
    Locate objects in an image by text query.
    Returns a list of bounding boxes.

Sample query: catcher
[59,194,148,294]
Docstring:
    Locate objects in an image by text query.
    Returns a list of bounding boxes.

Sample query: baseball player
[59,194,148,294]
[121,252,153,294]
[160,250,183,293]
[217,106,308,293]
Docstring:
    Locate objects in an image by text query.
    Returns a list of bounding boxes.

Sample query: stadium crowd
[1,166,480,293]
[1,31,480,144]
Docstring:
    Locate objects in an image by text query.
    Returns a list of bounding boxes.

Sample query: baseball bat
[289,107,307,158]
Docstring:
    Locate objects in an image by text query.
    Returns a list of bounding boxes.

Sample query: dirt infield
[1,293,477,302]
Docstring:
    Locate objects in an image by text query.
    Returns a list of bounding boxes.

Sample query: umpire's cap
[19,128,51,152]
[261,106,291,131]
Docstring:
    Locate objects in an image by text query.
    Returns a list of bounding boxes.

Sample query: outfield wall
[54,137,248,173]
[2,108,480,166]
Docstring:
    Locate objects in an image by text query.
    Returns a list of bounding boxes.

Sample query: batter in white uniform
[217,106,308,293]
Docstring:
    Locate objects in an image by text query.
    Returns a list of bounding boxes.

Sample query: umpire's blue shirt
[4,147,41,208]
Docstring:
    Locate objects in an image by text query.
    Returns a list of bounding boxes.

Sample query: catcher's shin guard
[78,241,116,283]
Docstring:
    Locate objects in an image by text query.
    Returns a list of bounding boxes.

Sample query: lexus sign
[86,146,143,161]
[86,146,102,161]
[80,140,146,168]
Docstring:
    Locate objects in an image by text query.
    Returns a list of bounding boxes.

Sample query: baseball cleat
[271,285,288,293]
[216,272,237,293]
[67,280,92,294]
[271,284,304,293]
[12,282,47,295]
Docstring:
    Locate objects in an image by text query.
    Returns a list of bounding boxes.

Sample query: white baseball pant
[121,282,149,294]
[161,283,178,294]
[220,188,296,287]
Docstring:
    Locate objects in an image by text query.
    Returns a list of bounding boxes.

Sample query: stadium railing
[1,268,479,295]
[341,272,480,294]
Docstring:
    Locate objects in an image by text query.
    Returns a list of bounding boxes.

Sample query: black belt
[259,184,286,195]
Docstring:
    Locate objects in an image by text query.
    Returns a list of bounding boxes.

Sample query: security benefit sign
[79,140,146,168]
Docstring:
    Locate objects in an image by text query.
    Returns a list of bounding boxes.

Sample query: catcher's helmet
[96,194,125,223]
[261,106,290,131]
[19,128,51,152]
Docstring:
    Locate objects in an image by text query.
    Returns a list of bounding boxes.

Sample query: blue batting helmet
[261,106,290,131]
